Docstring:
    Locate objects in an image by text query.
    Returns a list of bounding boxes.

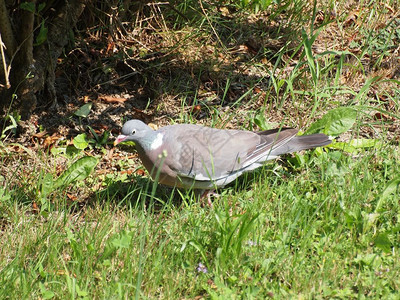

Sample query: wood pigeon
[114,119,331,190]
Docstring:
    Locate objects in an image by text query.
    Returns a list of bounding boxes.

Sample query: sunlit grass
[1,0,399,298]
[1,142,399,298]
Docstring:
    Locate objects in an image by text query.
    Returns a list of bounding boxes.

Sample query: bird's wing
[160,125,298,182]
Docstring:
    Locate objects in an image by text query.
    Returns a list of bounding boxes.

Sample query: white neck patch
[150,133,164,150]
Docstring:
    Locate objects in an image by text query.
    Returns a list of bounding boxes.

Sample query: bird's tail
[270,133,331,156]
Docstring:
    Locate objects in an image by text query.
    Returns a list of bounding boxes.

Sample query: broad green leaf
[35,21,48,46]
[111,231,133,249]
[288,152,307,168]
[73,133,89,150]
[101,230,133,261]
[39,282,55,299]
[40,173,54,199]
[37,2,46,13]
[347,138,383,148]
[253,113,278,130]
[101,243,117,261]
[381,176,400,200]
[66,145,81,156]
[51,147,66,155]
[76,284,88,297]
[19,2,35,12]
[375,176,400,212]
[0,187,11,201]
[54,156,98,188]
[74,103,92,118]
[305,107,357,136]
[374,233,392,253]
[254,113,266,130]
[329,139,383,153]
[353,253,378,267]
[261,0,272,8]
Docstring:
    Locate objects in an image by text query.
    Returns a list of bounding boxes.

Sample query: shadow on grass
[91,161,286,213]
[91,174,189,212]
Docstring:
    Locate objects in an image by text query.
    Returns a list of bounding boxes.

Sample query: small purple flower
[246,240,258,246]
[196,262,208,273]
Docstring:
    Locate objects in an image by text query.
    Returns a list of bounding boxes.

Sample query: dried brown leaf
[99,95,127,104]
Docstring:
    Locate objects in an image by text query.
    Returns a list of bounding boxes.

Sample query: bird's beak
[114,135,127,146]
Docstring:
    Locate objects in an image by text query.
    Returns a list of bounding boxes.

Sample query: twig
[0,33,10,89]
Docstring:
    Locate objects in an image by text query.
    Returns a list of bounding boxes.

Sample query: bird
[114,119,331,191]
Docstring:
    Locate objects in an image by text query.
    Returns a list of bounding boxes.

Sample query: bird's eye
[131,129,136,135]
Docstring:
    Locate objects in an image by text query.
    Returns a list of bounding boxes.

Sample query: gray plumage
[115,119,331,189]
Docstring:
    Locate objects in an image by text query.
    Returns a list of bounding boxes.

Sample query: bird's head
[114,119,154,146]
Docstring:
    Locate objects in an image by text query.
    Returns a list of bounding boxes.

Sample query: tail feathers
[270,133,331,156]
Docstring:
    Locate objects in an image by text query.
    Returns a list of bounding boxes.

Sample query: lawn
[1,0,399,298]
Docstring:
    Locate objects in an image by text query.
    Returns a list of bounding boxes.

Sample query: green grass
[1,0,400,298]
[1,143,399,298]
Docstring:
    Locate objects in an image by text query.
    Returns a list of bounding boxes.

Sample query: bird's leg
[193,189,220,207]
[199,189,221,207]
[202,190,213,208]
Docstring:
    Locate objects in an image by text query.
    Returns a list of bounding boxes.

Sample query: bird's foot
[200,190,220,208]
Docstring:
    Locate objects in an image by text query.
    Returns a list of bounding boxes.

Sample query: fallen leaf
[32,201,39,213]
[67,193,78,201]
[344,9,360,27]
[131,107,152,122]
[207,279,217,289]
[32,131,48,139]
[238,44,249,53]
[378,94,389,102]
[245,39,260,54]
[43,133,62,149]
[254,87,261,94]
[121,169,133,175]
[99,95,127,104]
[192,105,201,113]
[106,41,115,54]
[56,164,64,176]
[136,169,146,176]
[384,3,394,12]
[219,6,230,17]
[107,148,114,160]
[111,128,120,135]
[373,112,394,121]
[96,168,115,175]
[148,123,158,130]
[92,123,109,130]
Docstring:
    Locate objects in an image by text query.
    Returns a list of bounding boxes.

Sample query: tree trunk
[0,0,88,119]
